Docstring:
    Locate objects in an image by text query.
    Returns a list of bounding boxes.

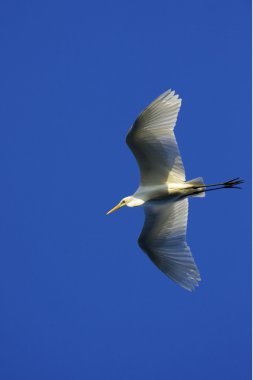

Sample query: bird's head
[106,196,144,215]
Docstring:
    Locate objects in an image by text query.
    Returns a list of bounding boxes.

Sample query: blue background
[0,1,251,379]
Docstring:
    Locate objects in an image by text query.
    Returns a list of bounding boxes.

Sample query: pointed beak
[106,202,122,215]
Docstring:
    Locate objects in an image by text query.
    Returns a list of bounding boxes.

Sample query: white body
[129,181,202,207]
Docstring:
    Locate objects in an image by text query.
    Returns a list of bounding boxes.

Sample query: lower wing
[138,198,201,291]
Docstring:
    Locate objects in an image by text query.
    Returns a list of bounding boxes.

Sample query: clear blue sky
[0,1,251,379]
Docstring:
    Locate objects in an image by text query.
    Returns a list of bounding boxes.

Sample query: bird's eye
[121,200,125,205]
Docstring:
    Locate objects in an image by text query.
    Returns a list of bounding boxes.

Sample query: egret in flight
[107,90,243,291]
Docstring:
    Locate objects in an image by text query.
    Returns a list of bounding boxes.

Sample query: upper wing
[126,90,185,186]
[138,198,201,291]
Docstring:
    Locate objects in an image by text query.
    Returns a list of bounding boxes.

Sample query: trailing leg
[188,177,244,196]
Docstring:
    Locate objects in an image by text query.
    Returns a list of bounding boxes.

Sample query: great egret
[107,90,243,291]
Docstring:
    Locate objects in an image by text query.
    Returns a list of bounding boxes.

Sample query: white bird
[107,90,243,291]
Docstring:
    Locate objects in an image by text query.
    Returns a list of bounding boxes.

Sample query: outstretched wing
[126,90,185,186]
[138,198,201,291]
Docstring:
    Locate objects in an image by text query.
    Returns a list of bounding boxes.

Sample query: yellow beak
[106,202,122,215]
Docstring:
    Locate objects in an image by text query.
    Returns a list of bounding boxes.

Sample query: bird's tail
[187,177,205,198]
[186,177,244,197]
